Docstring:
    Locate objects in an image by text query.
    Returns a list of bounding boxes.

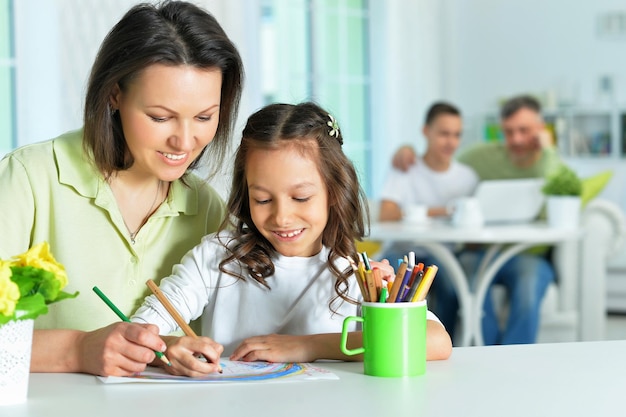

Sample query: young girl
[132,103,452,376]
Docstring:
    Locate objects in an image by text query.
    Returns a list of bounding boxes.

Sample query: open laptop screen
[474,178,545,224]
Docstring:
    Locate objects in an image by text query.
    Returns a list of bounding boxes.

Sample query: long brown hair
[83,0,243,180]
[219,102,369,308]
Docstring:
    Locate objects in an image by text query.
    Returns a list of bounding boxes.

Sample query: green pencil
[92,286,171,366]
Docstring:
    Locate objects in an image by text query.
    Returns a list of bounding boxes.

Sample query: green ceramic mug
[340,301,427,377]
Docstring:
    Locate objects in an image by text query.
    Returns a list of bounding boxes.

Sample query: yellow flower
[0,260,20,317]
[11,242,68,289]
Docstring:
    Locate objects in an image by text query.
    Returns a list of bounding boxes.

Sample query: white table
[369,221,581,346]
[6,341,626,417]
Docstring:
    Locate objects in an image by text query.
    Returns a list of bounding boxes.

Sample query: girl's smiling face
[111,63,222,181]
[246,143,329,257]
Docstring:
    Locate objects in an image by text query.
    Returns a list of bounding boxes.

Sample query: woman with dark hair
[0,1,243,376]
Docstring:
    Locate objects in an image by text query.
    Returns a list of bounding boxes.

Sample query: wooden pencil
[348,257,369,302]
[146,279,197,337]
[146,280,223,373]
[364,269,378,303]
[387,261,408,303]
[372,267,383,295]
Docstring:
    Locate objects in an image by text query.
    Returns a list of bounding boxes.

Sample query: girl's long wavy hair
[83,0,243,181]
[218,102,369,310]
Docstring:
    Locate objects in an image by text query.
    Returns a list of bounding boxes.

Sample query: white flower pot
[546,196,581,230]
[0,319,34,406]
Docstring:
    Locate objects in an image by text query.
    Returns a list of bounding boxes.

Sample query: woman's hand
[161,336,224,377]
[75,322,168,376]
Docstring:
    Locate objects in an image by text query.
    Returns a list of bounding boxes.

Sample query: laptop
[474,178,545,224]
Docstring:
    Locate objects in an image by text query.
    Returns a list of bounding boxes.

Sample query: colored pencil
[413,265,439,302]
[357,262,370,301]
[372,267,383,295]
[146,280,197,337]
[378,286,388,303]
[387,261,408,303]
[145,280,222,373]
[404,270,424,303]
[399,263,424,302]
[92,286,171,366]
[348,256,369,302]
[361,251,372,271]
[364,269,378,303]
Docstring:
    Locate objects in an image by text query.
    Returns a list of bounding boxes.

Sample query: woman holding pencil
[0,1,243,376]
[132,103,451,377]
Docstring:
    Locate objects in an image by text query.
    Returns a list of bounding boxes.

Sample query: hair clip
[327,114,340,138]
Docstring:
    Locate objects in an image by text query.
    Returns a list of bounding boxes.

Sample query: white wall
[369,0,446,199]
[439,0,626,270]
[13,0,64,146]
[442,0,626,131]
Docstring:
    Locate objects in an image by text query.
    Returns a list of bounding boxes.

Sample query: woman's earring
[109,105,118,116]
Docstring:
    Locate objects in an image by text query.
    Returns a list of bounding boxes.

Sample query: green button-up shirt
[0,129,226,330]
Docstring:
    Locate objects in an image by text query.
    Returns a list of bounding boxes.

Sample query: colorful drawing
[98,360,338,384]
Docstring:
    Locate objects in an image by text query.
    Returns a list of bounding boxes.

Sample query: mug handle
[340,316,364,355]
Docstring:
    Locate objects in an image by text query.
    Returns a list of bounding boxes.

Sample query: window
[0,0,15,155]
[260,0,372,193]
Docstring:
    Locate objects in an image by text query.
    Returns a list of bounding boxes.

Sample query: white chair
[506,198,626,343]
[577,199,626,341]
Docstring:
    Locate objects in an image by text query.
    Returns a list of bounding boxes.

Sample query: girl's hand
[370,258,396,287]
[230,334,314,363]
[162,336,224,377]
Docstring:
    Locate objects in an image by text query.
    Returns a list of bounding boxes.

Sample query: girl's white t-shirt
[132,232,440,355]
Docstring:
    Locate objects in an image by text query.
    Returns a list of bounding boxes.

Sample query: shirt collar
[54,129,198,215]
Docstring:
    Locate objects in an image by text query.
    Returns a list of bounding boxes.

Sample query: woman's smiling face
[111,63,222,181]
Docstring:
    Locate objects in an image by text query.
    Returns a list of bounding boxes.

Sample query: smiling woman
[0,0,243,377]
[107,64,224,238]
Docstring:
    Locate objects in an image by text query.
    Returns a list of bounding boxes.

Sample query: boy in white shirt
[379,102,478,220]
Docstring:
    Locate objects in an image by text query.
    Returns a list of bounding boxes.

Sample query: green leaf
[13,293,48,321]
[39,273,62,301]
[542,164,583,196]
[50,290,80,303]
[11,267,38,296]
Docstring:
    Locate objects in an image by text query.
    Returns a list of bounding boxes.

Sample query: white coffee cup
[450,197,484,228]
[403,204,428,224]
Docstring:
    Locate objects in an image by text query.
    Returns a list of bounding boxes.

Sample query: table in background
[7,340,626,417]
[368,220,581,346]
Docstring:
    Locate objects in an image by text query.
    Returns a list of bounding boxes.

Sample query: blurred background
[2,0,626,312]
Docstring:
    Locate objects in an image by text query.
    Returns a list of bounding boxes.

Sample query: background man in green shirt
[392,95,561,344]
